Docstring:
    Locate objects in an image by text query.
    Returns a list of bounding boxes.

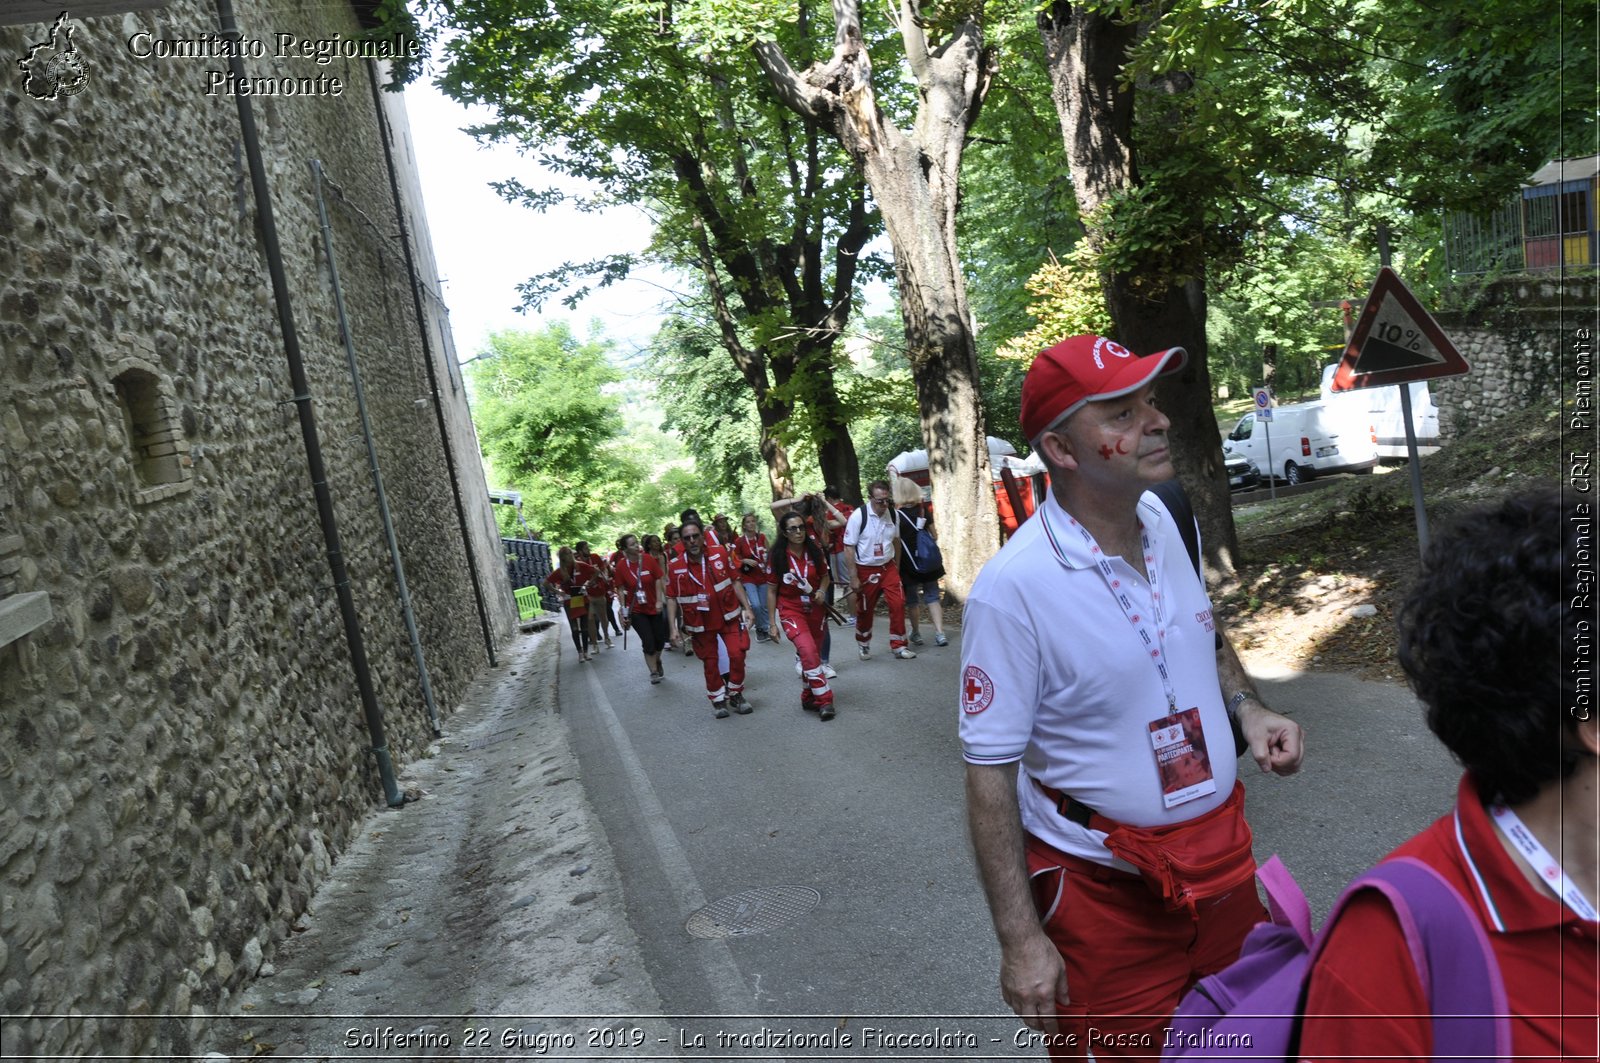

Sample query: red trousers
[690,624,747,703]
[777,600,832,708]
[1023,833,1266,1061]
[853,562,907,650]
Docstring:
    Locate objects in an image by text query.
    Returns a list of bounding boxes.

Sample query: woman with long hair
[546,546,592,661]
[767,511,836,720]
[613,533,669,685]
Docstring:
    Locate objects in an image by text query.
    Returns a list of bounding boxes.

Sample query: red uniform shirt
[665,545,742,633]
[581,552,609,596]
[1301,773,1598,1061]
[734,533,770,585]
[545,565,588,615]
[770,545,825,606]
[611,552,664,616]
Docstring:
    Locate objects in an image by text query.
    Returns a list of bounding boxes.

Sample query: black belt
[1032,777,1100,829]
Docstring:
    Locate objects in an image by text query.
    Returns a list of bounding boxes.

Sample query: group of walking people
[545,485,950,722]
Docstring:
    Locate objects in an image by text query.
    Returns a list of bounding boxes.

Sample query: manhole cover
[686,886,821,939]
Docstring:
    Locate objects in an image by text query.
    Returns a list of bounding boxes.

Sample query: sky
[401,79,676,363]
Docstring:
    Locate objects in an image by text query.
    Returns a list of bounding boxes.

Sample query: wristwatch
[1227,690,1261,719]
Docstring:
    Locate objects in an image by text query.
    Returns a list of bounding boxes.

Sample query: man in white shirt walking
[842,479,916,661]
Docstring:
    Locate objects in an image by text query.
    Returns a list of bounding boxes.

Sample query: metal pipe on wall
[311,158,443,738]
[215,0,404,806]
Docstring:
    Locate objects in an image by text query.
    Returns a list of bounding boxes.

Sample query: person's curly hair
[1396,487,1585,804]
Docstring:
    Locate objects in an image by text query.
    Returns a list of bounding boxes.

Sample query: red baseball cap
[1019,334,1187,441]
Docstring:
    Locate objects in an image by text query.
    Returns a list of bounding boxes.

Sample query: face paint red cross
[1099,444,1115,460]
[964,674,986,702]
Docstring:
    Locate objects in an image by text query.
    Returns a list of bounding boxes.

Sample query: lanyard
[786,552,814,591]
[1490,803,1599,921]
[1044,506,1177,712]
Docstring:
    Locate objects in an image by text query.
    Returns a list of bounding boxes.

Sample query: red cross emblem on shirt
[962,665,995,715]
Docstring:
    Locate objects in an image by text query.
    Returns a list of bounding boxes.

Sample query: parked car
[1223,401,1377,485]
[1225,453,1260,492]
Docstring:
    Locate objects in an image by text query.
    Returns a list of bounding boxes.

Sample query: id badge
[799,595,810,609]
[696,593,709,610]
[1148,707,1217,809]
[635,589,646,604]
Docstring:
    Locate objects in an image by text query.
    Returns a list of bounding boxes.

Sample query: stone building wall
[1432,273,1595,436]
[0,1,515,1056]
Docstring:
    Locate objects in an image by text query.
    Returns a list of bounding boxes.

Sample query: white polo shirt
[958,489,1236,867]
[843,504,899,567]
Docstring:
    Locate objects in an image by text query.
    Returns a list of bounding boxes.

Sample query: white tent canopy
[887,436,1017,479]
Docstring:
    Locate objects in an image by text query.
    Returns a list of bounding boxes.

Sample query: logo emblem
[962,665,995,715]
[20,13,89,101]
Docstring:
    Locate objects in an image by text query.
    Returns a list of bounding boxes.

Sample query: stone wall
[1432,273,1596,436]
[0,1,515,1056]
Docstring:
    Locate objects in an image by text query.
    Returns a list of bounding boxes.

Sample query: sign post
[1330,264,1471,554]
[1253,388,1276,502]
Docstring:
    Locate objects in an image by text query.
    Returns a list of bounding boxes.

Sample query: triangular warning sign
[1330,268,1470,392]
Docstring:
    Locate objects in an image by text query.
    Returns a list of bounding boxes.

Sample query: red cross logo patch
[962,665,995,715]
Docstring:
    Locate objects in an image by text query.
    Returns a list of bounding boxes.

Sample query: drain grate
[467,729,521,750]
[686,886,821,939]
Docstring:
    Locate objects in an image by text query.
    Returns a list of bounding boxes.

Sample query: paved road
[558,621,1462,1054]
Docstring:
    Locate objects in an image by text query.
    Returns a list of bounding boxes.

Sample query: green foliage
[646,319,766,497]
[467,324,642,545]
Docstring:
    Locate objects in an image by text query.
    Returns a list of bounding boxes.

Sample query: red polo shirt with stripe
[1300,773,1598,1061]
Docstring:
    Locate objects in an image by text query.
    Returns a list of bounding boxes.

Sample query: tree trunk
[752,1,1000,598]
[1039,3,1240,576]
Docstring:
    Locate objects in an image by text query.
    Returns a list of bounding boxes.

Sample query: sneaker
[858,645,871,661]
[605,638,615,648]
[801,697,819,713]
[935,633,948,647]
[729,693,753,715]
[794,658,803,675]
[892,647,917,660]
[821,664,837,679]
[713,700,730,719]
[649,673,662,685]
[819,703,836,721]
[909,632,924,646]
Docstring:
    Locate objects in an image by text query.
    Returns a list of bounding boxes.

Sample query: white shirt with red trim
[958,490,1236,867]
[842,504,898,567]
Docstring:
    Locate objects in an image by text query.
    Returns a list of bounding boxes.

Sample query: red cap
[1019,334,1187,441]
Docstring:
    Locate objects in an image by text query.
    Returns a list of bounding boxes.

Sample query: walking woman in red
[546,546,593,661]
[768,512,836,720]
[613,533,669,685]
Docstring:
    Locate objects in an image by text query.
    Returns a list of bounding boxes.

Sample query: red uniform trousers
[777,600,832,709]
[1023,833,1266,1062]
[852,561,908,651]
[690,621,748,703]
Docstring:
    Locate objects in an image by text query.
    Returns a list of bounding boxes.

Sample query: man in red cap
[960,334,1304,1060]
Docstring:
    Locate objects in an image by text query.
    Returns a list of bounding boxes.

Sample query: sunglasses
[784,524,806,534]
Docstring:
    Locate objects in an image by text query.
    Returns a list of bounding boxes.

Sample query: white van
[1319,365,1441,460]
[1223,402,1377,485]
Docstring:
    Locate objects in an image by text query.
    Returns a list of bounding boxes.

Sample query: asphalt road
[557,619,1462,1056]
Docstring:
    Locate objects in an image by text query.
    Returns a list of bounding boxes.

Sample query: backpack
[897,507,943,576]
[1163,854,1511,1062]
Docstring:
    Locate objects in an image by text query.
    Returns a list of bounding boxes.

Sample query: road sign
[1258,406,1274,422]
[1329,267,1470,392]
[1253,388,1273,410]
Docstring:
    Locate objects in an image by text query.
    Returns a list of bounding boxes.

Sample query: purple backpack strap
[1313,856,1512,1063]
[1258,854,1313,946]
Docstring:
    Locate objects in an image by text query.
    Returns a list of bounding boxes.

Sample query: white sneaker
[821,664,837,679]
[892,647,917,660]
[794,658,803,675]
[858,645,871,661]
